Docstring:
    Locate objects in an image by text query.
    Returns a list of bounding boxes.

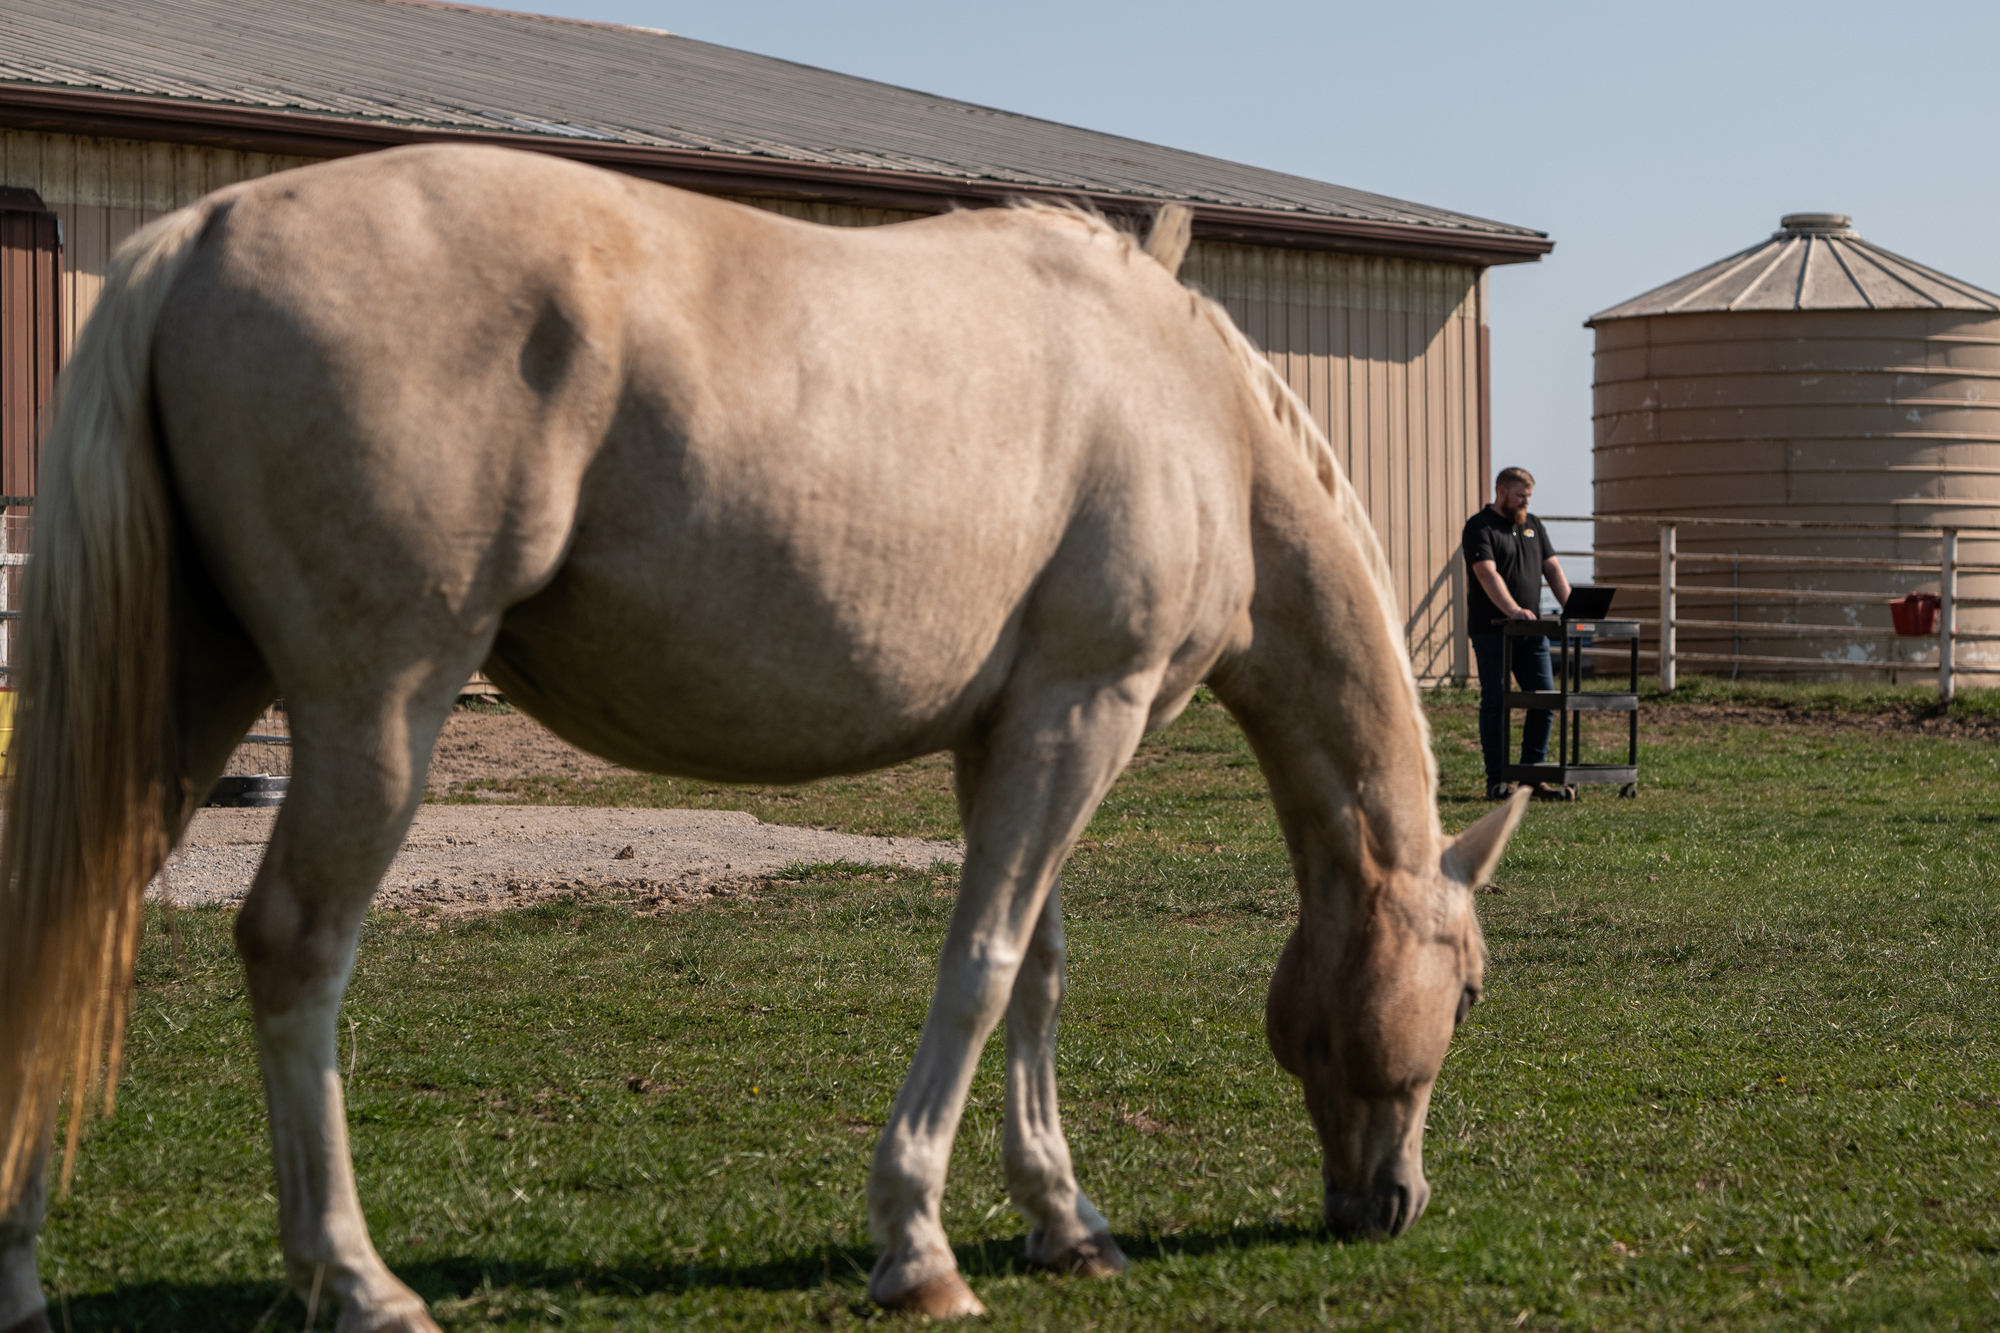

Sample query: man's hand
[1473,558,1542,621]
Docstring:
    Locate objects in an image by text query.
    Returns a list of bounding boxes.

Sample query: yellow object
[0,688,13,779]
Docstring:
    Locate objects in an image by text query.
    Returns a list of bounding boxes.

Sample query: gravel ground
[163,710,963,918]
[159,805,963,919]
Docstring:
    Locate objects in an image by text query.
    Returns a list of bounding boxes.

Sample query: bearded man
[1463,466,1573,800]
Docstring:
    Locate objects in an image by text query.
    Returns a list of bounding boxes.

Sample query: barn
[0,0,1550,683]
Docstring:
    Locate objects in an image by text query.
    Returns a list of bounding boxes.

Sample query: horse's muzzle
[1323,1175,1428,1240]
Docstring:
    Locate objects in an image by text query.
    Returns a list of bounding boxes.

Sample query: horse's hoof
[1038,1230,1128,1278]
[0,1311,53,1333]
[876,1271,986,1317]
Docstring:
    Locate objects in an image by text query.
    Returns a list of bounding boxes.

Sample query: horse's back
[149,145,1256,779]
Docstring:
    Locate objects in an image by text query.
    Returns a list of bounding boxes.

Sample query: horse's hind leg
[1003,879,1126,1276]
[233,665,472,1333]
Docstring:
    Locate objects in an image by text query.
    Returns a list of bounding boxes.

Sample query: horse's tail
[0,202,212,1206]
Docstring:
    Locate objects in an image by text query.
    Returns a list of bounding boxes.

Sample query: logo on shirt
[1522,529,1534,537]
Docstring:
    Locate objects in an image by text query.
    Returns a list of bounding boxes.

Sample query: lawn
[36,684,2000,1330]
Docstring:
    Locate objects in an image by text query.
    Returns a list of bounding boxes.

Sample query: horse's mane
[1191,293,1436,787]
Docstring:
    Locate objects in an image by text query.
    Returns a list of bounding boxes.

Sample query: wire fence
[1542,513,2000,702]
[228,703,293,778]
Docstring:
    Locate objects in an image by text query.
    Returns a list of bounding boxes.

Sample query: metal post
[1939,528,1958,705]
[0,510,10,675]
[1658,521,1677,693]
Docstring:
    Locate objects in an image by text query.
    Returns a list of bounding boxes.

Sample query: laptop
[1562,585,1617,620]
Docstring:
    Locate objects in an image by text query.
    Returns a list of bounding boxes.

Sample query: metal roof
[0,0,1551,264]
[1589,213,2000,323]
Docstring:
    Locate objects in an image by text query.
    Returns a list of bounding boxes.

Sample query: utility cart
[1502,616,1640,798]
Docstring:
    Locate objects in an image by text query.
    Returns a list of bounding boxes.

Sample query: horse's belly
[485,539,1020,783]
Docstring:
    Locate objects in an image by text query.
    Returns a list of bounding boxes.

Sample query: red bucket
[1890,593,1939,637]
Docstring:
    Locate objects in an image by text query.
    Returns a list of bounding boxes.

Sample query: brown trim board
[1477,322,1492,491]
[0,86,1553,266]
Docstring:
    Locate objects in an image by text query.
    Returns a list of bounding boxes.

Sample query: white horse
[0,145,1525,1332]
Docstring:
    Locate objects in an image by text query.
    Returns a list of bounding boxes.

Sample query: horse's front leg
[1004,880,1126,1275]
[866,679,1150,1316]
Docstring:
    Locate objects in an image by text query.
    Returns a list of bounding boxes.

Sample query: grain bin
[1589,213,2000,680]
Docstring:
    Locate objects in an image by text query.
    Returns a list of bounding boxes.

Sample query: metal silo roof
[1588,214,2000,324]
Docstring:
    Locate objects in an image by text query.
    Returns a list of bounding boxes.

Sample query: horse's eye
[1454,986,1480,1028]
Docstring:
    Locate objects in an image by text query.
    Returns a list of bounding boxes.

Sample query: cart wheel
[1619,783,1637,799]
[1564,784,1579,802]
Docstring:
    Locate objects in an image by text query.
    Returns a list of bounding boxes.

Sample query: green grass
[38,687,2000,1330]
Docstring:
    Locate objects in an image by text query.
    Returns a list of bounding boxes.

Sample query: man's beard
[1497,499,1528,523]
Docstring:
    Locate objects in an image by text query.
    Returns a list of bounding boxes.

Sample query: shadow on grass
[60,1222,1338,1328]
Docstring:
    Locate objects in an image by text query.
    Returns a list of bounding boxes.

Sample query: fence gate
[1543,514,2000,701]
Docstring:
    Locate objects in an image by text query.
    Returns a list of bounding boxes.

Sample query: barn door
[0,186,60,503]
[0,187,56,682]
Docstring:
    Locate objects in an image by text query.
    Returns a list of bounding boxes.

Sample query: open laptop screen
[1562,586,1617,620]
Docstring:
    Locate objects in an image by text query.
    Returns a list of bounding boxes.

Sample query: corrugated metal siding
[0,129,319,354]
[2,132,1484,682]
[1186,241,1482,682]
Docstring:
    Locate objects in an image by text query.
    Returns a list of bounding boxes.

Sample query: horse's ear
[1441,788,1530,889]
[1144,204,1193,277]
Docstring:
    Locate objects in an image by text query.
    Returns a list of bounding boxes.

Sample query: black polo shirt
[1463,507,1556,632]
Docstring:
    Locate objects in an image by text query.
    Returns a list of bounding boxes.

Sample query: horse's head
[1264,789,1527,1240]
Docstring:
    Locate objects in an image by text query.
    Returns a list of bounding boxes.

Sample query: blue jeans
[1472,631,1553,787]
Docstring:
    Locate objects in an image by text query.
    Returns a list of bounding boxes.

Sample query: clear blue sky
[492,0,2000,532]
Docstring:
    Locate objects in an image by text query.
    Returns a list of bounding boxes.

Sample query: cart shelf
[1502,616,1641,798]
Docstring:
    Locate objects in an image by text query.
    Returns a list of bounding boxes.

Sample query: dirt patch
[1640,701,2000,743]
[1432,698,2000,743]
[427,709,629,791]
